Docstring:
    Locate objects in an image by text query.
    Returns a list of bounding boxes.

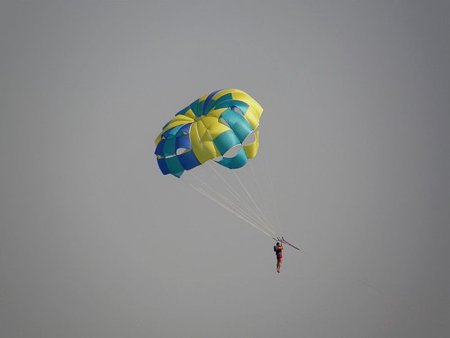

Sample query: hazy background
[1,1,449,337]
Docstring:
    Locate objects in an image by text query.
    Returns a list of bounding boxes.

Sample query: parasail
[153,88,295,245]
[154,89,263,177]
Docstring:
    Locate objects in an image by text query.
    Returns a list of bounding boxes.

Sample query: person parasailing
[274,241,284,273]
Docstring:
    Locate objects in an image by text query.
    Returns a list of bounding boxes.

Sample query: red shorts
[276,254,283,260]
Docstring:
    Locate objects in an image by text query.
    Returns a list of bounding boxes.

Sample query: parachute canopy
[155,89,263,177]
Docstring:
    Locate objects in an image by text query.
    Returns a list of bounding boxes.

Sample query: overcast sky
[1,1,449,337]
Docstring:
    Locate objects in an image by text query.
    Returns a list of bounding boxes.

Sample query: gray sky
[1,1,449,337]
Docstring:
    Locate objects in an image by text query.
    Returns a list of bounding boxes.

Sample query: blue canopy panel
[155,123,201,177]
[219,109,253,142]
[213,129,249,169]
